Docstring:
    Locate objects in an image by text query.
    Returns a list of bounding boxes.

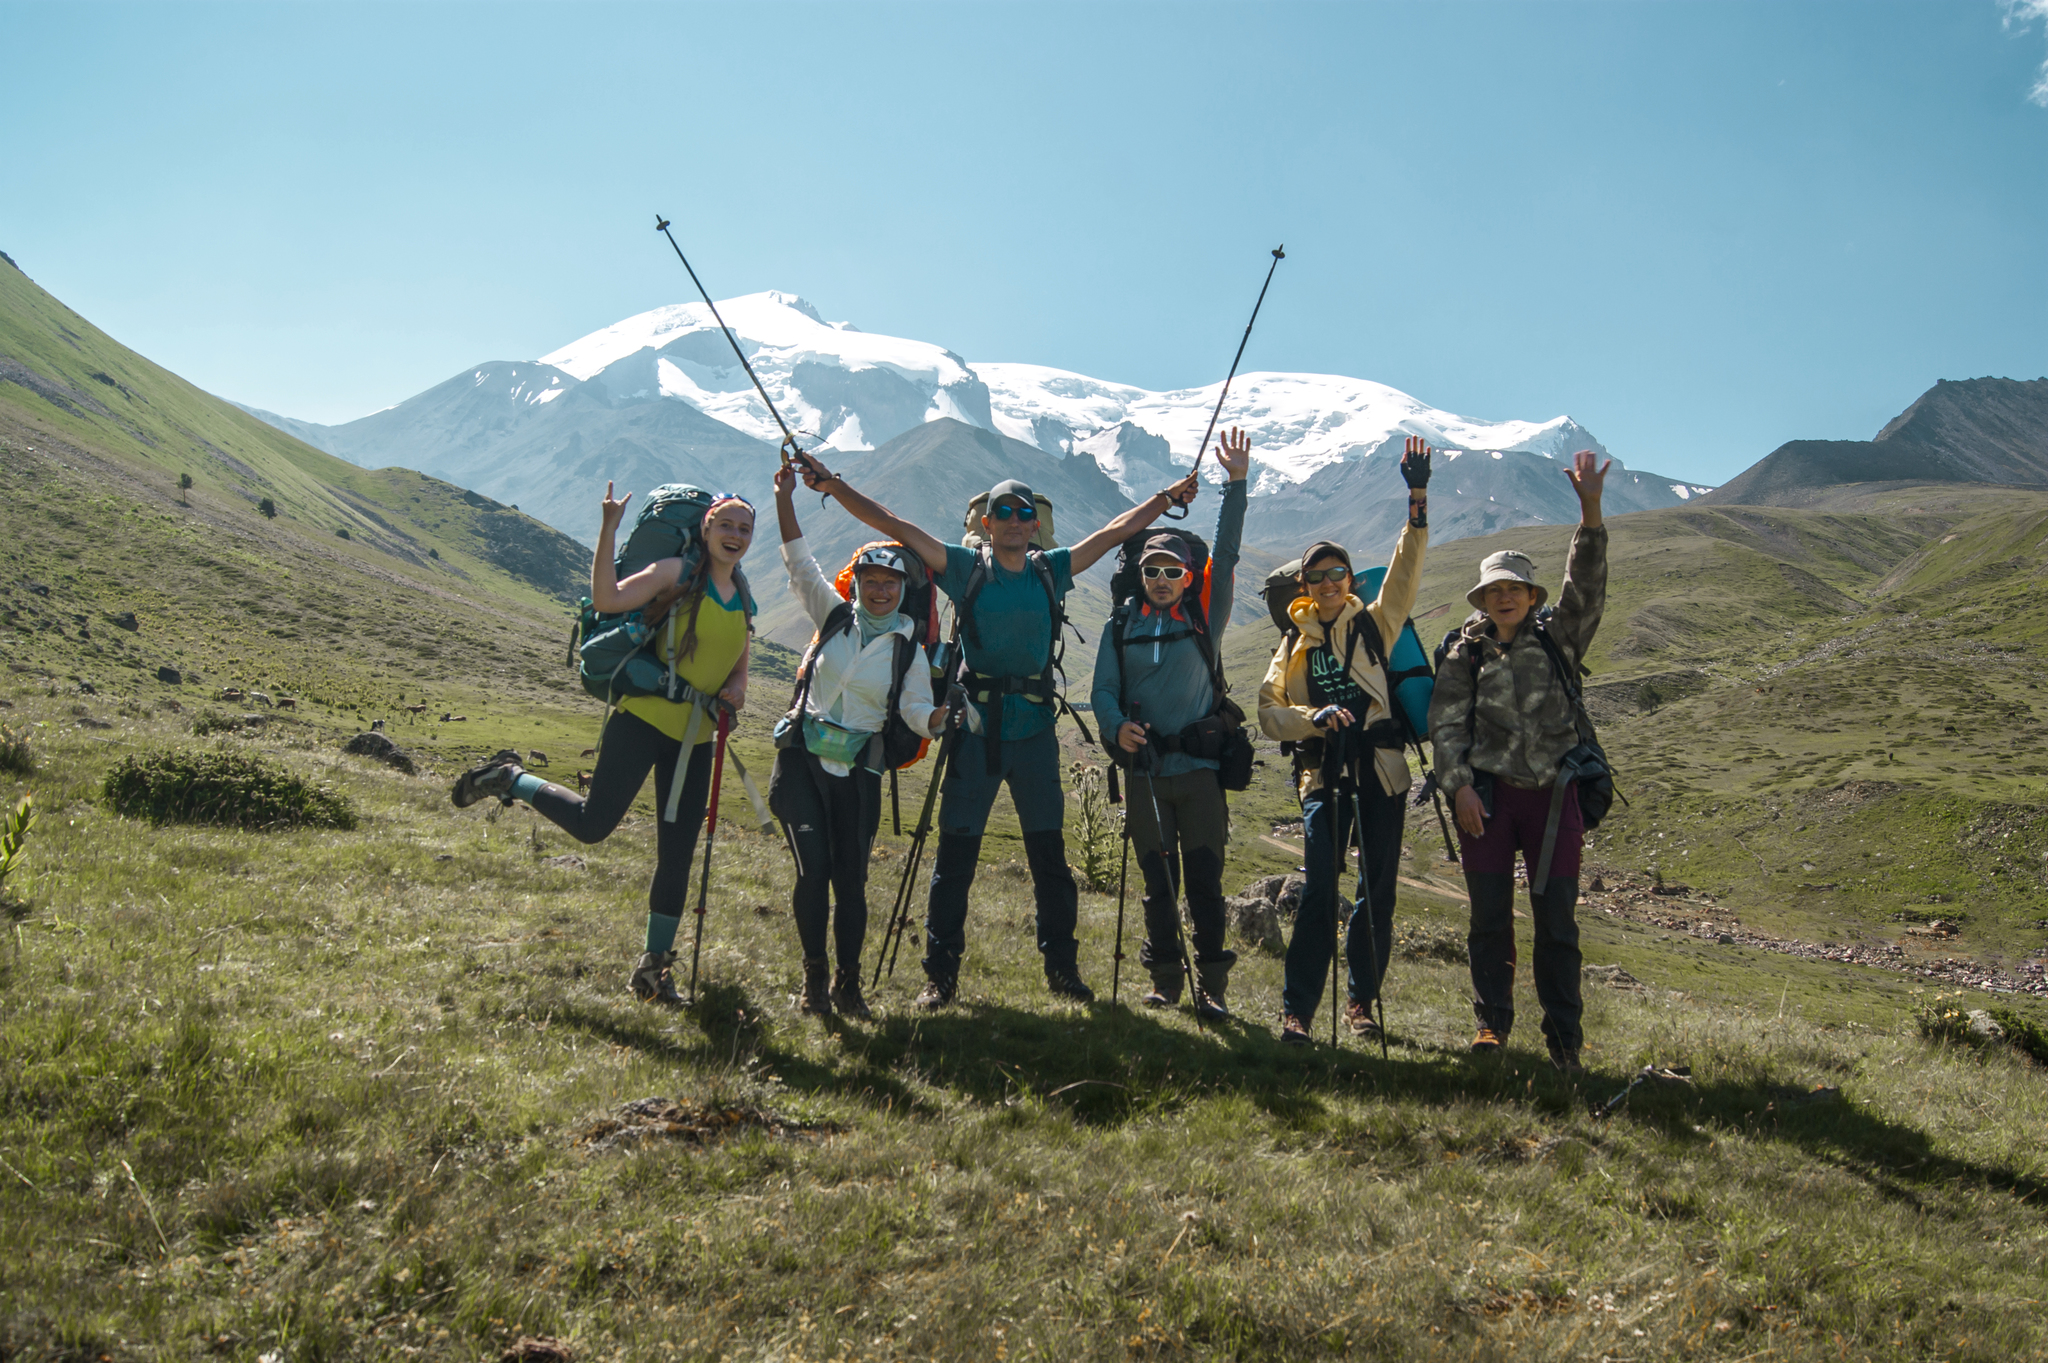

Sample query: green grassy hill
[2,257,2044,1359]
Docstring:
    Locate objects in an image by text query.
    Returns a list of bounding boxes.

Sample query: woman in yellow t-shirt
[451,483,756,1006]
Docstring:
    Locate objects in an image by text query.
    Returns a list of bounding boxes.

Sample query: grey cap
[987,478,1037,508]
[1140,532,1191,566]
[1465,550,1547,609]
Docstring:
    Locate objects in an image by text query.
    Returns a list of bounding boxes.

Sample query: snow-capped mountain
[975,361,1613,497]
[244,289,1710,551]
[538,292,993,453]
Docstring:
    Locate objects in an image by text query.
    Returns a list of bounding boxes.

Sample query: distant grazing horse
[401,704,429,723]
[527,750,550,768]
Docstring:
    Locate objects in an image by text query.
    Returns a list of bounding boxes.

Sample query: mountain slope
[0,254,591,604]
[1701,377,2048,507]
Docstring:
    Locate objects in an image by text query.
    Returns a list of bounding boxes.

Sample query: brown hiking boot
[1046,967,1095,1004]
[1280,1014,1312,1047]
[797,958,832,1017]
[451,749,524,808]
[915,977,955,1010]
[830,968,872,1021]
[1470,1026,1503,1054]
[1547,1039,1585,1075]
[1345,999,1380,1038]
[1140,964,1182,1009]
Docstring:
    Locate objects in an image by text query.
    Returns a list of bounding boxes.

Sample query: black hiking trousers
[530,709,713,922]
[778,751,881,972]
[1125,768,1234,972]
[1466,871,1583,1051]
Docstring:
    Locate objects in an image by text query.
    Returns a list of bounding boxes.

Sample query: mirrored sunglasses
[1141,565,1188,581]
[991,502,1039,522]
[1301,566,1350,585]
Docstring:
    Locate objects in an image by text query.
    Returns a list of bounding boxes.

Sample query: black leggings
[777,752,881,970]
[530,709,713,920]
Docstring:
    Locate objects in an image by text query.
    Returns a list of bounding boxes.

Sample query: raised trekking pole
[1170,245,1286,517]
[684,705,734,1006]
[654,215,804,467]
[1348,774,1390,1061]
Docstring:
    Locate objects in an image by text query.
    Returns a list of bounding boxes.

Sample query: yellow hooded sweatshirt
[1257,519,1426,800]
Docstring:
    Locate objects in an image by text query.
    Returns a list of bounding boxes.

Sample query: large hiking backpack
[568,484,756,705]
[1262,557,1433,740]
[1102,531,1252,789]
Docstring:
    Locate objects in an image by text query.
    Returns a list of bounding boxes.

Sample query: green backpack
[567,485,756,705]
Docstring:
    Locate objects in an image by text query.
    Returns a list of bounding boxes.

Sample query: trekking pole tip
[1272,245,1285,260]
[655,215,672,232]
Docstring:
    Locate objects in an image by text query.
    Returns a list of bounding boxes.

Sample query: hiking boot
[915,976,955,1010]
[1140,964,1182,1009]
[451,749,524,808]
[1345,998,1380,1038]
[1547,1039,1585,1075]
[1279,1014,1312,1047]
[797,958,832,1017]
[628,951,684,1008]
[1046,967,1095,1003]
[1470,1026,1504,1054]
[830,968,872,1021]
[1193,960,1232,1020]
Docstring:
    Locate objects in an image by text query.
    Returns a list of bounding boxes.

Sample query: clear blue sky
[4,1,2044,483]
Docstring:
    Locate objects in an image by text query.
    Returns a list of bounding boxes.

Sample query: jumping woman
[771,464,949,1019]
[451,482,756,1007]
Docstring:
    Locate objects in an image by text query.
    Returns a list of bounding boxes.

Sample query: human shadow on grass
[839,1000,2048,1208]
[548,985,2046,1210]
[546,981,935,1116]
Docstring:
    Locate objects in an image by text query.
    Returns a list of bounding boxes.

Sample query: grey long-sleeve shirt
[1090,478,1246,779]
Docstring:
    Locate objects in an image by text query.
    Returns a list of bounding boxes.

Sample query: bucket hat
[1465,550,1547,610]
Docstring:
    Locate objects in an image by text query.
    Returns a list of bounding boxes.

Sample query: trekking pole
[1110,798,1131,1006]
[654,216,805,467]
[1348,776,1390,1061]
[1323,729,1345,1048]
[875,697,960,987]
[685,706,734,1006]
[1177,245,1286,504]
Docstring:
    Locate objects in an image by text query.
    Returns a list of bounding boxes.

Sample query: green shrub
[1913,989,2048,1066]
[103,749,357,831]
[191,710,242,737]
[0,724,31,777]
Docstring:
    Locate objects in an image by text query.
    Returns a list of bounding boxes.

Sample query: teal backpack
[567,485,757,706]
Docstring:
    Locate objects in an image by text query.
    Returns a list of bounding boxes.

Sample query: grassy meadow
[3,250,2047,1357]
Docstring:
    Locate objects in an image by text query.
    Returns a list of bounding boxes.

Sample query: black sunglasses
[1301,566,1350,585]
[990,502,1039,522]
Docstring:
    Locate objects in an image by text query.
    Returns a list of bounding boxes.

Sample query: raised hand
[1565,449,1611,528]
[1565,449,1610,502]
[773,464,797,497]
[1164,469,1200,509]
[599,480,633,529]
[1400,436,1432,489]
[794,449,835,491]
[1214,427,1252,482]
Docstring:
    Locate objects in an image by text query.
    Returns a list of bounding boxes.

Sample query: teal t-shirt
[937,544,1075,741]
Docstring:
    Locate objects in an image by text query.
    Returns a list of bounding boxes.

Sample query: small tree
[258,497,277,519]
[177,473,193,505]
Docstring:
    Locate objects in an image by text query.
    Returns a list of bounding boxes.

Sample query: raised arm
[590,481,682,613]
[1067,470,1200,574]
[1206,429,1251,635]
[793,451,949,574]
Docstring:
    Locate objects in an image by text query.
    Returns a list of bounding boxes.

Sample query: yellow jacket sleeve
[1258,638,1318,741]
[1365,518,1426,654]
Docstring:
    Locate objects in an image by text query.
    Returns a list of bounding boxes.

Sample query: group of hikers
[451,433,1613,1071]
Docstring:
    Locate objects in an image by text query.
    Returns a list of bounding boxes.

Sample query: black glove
[1400,437,1432,489]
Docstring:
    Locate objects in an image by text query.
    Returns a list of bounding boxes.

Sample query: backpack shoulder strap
[957,545,994,650]
[791,600,855,712]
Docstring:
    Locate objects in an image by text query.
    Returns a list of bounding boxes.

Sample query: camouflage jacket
[1428,524,1608,794]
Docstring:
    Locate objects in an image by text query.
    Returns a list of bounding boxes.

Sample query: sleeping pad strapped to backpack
[1105,531,1255,791]
[568,484,757,706]
[1260,558,1433,741]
